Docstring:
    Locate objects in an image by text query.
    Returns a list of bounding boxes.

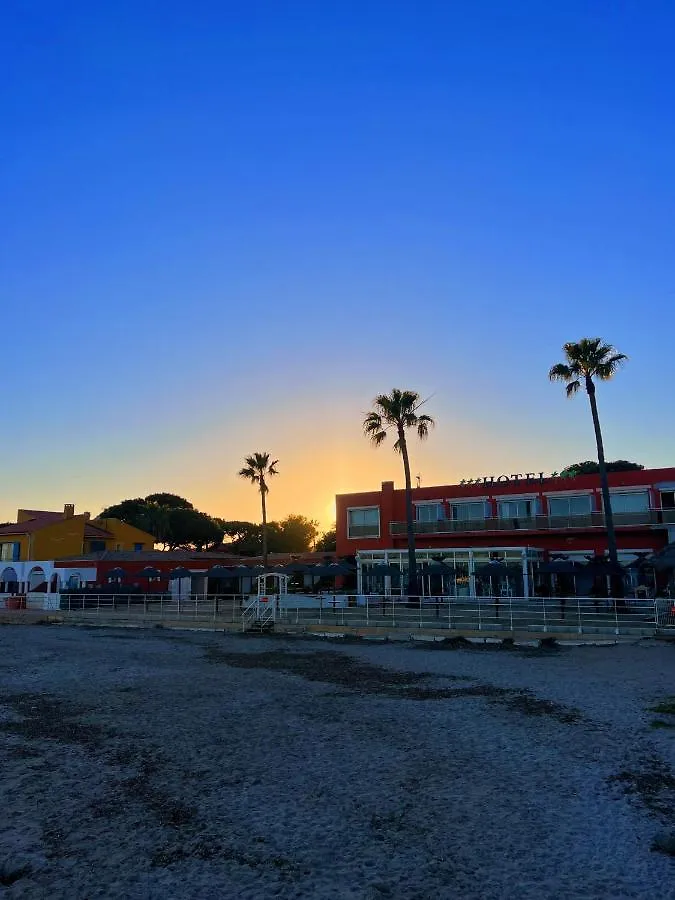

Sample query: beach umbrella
[474,562,520,597]
[208,565,234,578]
[278,563,311,575]
[582,556,623,576]
[323,562,356,575]
[248,565,280,578]
[168,566,192,580]
[367,564,401,576]
[303,564,338,577]
[538,559,582,575]
[474,562,512,578]
[139,566,161,578]
[420,562,457,575]
[622,553,652,571]
[107,567,126,582]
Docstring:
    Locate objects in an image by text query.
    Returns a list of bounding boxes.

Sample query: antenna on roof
[416,474,421,489]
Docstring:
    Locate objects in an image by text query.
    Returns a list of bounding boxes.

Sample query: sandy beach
[1,625,674,899]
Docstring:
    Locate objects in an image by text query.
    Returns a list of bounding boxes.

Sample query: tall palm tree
[363,389,435,596]
[549,338,628,581]
[238,452,279,569]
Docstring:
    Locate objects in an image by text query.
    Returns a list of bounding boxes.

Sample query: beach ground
[1,625,674,899]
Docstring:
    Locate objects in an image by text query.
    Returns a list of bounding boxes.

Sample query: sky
[2,0,674,532]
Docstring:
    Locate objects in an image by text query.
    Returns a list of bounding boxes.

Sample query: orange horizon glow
[0,388,667,537]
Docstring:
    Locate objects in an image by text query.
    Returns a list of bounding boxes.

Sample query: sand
[1,625,674,899]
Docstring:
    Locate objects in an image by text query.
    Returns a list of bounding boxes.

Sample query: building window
[134,543,144,552]
[661,491,675,510]
[548,495,592,517]
[451,502,486,521]
[0,542,20,562]
[608,491,650,514]
[88,540,106,553]
[498,500,533,519]
[347,507,380,539]
[416,503,445,522]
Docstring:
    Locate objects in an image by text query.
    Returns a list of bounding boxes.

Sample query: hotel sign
[459,470,578,486]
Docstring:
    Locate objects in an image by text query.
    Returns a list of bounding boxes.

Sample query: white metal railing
[274,594,667,637]
[390,508,675,535]
[2,592,673,637]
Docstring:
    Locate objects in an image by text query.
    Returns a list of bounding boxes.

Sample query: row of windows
[347,490,664,538]
[415,491,654,521]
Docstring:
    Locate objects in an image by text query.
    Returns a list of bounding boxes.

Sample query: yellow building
[0,504,155,562]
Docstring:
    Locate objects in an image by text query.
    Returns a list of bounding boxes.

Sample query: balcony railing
[347,525,381,539]
[390,508,675,536]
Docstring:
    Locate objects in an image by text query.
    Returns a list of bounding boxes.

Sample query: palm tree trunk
[261,485,268,570]
[398,429,418,597]
[586,380,623,599]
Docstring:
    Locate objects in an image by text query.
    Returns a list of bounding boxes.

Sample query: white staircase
[241,595,276,633]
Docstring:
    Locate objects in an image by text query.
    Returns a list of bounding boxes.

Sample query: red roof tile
[84,523,112,539]
[0,514,109,538]
[0,516,62,535]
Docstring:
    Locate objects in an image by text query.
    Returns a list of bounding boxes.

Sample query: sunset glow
[2,3,673,533]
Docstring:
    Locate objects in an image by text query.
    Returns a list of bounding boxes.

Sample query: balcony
[389,508,675,536]
[347,525,381,539]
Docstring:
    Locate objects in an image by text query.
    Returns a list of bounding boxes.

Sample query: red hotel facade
[336,467,675,596]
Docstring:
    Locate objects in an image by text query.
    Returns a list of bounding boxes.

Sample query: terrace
[389,507,675,535]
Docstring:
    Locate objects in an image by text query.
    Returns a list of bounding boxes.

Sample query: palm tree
[238,452,279,569]
[363,389,435,596]
[549,338,628,584]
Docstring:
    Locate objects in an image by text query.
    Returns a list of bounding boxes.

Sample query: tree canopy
[100,494,320,556]
[220,514,319,555]
[144,493,194,509]
[560,460,644,477]
[99,494,224,551]
[548,338,628,397]
[315,526,337,552]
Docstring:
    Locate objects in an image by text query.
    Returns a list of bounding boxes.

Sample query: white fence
[4,592,673,638]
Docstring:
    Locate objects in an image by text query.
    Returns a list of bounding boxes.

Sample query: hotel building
[336,467,675,596]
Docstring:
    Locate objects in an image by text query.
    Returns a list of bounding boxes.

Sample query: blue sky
[2,1,674,528]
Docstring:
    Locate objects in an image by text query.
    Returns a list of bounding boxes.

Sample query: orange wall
[30,516,87,559]
[0,534,29,560]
